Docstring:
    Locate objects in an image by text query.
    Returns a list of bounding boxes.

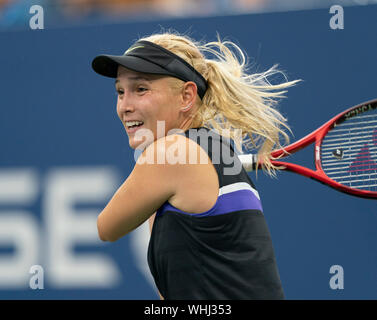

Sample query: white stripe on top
[218,182,260,200]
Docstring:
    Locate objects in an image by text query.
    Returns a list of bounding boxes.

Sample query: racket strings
[320,107,377,191]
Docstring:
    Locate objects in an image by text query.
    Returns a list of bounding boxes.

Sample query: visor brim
[92,54,176,78]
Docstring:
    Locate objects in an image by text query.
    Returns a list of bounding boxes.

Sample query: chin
[128,136,154,151]
[128,139,140,150]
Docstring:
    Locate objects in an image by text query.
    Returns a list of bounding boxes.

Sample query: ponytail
[141,32,301,176]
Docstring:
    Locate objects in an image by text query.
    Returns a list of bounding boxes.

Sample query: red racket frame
[266,98,377,199]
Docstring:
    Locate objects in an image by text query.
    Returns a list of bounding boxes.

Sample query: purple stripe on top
[156,189,263,218]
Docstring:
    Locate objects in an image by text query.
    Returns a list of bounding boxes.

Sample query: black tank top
[147,127,285,299]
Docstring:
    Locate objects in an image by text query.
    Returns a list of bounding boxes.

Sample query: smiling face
[115,66,190,149]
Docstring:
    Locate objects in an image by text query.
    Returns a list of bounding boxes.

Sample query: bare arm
[97,137,178,242]
[149,213,156,234]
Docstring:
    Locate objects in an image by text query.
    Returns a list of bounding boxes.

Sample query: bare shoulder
[136,132,209,167]
[135,133,219,214]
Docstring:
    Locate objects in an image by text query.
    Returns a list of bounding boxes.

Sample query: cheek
[164,105,180,125]
[141,92,179,129]
[116,101,122,118]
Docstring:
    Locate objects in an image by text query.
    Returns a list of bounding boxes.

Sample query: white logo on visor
[124,46,145,55]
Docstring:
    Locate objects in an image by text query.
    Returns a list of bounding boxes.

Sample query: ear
[180,81,197,113]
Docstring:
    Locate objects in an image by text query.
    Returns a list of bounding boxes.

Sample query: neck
[179,116,194,132]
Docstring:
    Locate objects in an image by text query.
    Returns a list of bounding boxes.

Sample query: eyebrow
[115,76,152,85]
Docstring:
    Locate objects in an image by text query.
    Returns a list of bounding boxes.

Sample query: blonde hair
[140,32,300,175]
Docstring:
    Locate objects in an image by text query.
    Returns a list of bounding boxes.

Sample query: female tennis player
[92,32,299,300]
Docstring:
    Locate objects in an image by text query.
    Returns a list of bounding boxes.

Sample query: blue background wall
[0,5,376,299]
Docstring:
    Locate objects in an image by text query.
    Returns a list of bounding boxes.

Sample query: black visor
[92,40,208,99]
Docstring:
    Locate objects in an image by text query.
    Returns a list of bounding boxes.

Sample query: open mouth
[125,120,144,132]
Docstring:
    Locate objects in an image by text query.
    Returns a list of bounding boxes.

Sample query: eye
[116,88,124,96]
[136,86,148,93]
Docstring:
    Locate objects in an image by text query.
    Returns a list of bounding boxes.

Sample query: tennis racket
[238,98,377,199]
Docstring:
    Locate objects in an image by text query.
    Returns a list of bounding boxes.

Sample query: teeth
[126,121,143,127]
